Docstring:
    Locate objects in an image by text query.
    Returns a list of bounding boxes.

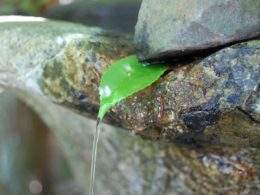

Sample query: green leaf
[98,55,169,119]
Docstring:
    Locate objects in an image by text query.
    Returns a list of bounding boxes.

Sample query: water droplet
[29,179,43,194]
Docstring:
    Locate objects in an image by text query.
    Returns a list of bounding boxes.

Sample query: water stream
[89,117,102,195]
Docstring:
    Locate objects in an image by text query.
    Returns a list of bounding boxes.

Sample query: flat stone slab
[134,0,260,60]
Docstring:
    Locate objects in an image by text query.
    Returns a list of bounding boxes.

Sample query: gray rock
[45,0,142,34]
[0,16,133,106]
[134,0,260,60]
[0,18,260,194]
[0,18,259,147]
[2,91,260,195]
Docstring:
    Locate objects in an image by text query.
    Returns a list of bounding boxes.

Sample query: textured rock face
[39,30,259,146]
[114,41,260,146]
[0,19,259,147]
[0,18,259,194]
[0,18,133,115]
[134,0,260,60]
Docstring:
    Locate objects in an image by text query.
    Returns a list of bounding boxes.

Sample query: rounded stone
[134,0,260,61]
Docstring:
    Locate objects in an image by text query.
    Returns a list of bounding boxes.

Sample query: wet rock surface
[0,18,260,194]
[0,19,259,147]
[134,0,260,60]
[114,41,260,146]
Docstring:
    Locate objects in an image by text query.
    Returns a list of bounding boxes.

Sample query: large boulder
[45,0,142,33]
[38,31,260,146]
[134,0,260,60]
[0,17,259,194]
[0,16,133,104]
[0,17,259,147]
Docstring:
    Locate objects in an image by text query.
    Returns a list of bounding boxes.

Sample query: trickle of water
[89,117,102,195]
